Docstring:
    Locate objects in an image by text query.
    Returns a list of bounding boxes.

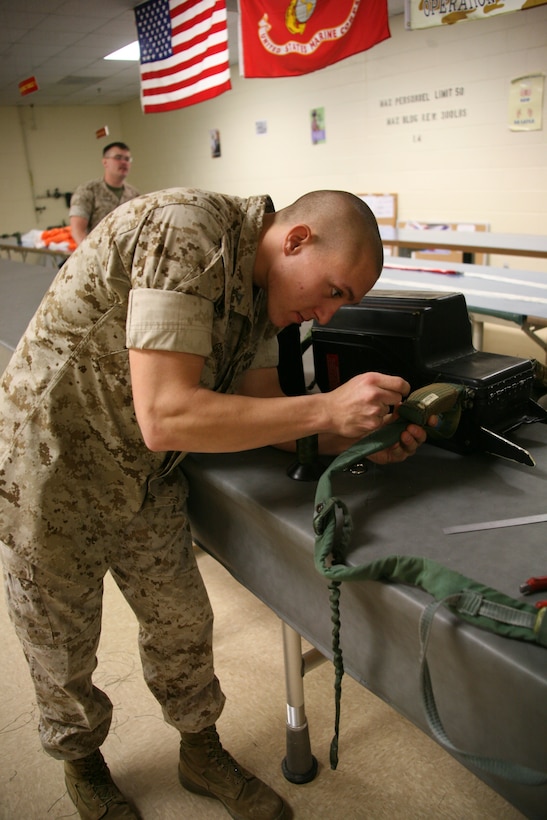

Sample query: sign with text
[509,74,544,131]
[239,0,390,78]
[405,0,547,30]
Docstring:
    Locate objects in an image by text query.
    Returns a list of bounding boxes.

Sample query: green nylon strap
[419,598,546,784]
[313,383,547,782]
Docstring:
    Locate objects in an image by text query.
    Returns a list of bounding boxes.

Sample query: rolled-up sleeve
[126,288,214,356]
[69,185,92,221]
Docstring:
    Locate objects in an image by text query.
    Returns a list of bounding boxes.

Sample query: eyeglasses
[105,154,133,163]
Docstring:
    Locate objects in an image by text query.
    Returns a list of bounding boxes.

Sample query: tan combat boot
[179,725,287,820]
[64,749,139,819]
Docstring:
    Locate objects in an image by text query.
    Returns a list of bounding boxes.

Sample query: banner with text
[239,0,390,78]
[405,0,547,30]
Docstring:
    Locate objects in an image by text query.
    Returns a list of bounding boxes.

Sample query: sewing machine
[312,291,547,466]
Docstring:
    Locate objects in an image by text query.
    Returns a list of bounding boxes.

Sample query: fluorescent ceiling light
[104,41,140,61]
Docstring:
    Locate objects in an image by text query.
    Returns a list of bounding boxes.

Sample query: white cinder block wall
[120,9,546,255]
[0,105,124,232]
[0,8,545,357]
[1,10,545,243]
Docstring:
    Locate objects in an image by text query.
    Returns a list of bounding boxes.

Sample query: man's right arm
[69,183,94,246]
[128,347,412,455]
[70,215,89,246]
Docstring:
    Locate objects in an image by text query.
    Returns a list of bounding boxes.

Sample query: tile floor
[0,548,525,819]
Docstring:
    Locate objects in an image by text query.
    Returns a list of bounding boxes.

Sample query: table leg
[523,322,547,359]
[280,620,320,783]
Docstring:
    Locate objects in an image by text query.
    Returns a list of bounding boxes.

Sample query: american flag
[134,0,231,113]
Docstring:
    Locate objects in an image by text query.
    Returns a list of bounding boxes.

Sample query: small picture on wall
[310,108,326,144]
[508,73,544,132]
[210,129,221,158]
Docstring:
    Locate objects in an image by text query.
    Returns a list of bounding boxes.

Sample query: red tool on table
[520,575,547,609]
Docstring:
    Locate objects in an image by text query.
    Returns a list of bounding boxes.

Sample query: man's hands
[365,423,429,464]
[323,371,409,439]
[315,373,433,461]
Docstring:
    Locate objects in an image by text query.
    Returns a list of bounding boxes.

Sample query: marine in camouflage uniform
[0,187,279,760]
[69,177,140,234]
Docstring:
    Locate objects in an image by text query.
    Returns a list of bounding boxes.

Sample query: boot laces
[202,727,246,779]
[72,752,120,804]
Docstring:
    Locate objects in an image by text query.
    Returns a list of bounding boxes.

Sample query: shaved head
[276,190,383,277]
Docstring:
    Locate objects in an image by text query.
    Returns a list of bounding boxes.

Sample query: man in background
[69,141,139,245]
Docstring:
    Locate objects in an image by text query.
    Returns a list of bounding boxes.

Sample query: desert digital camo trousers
[0,467,225,761]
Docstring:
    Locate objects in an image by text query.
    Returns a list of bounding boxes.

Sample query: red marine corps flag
[238,0,390,78]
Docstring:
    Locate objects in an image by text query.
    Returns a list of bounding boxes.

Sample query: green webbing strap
[313,383,547,783]
[419,597,546,784]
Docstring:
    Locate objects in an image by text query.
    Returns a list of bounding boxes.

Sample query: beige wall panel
[0,6,544,276]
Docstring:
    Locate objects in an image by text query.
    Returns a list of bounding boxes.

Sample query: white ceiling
[0,0,405,108]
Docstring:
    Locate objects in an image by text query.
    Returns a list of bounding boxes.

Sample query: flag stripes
[135,0,231,113]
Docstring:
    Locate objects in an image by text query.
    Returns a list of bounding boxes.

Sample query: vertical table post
[280,620,319,783]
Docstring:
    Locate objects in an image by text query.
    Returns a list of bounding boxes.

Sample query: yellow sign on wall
[405,0,547,30]
[508,74,544,132]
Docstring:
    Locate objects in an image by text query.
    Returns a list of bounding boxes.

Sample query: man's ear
[283,224,311,255]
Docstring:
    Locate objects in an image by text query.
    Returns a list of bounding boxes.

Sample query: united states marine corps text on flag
[238,0,390,78]
[134,0,231,113]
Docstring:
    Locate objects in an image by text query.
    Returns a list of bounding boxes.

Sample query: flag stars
[135,0,173,63]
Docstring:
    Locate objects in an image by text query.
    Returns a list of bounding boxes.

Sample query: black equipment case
[311,290,546,463]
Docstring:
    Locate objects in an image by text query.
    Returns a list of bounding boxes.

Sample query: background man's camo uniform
[69,177,140,233]
[0,188,278,760]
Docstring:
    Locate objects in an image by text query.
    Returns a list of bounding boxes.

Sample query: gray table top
[381,228,547,258]
[184,425,547,817]
[379,256,547,324]
[0,258,57,350]
[186,423,547,606]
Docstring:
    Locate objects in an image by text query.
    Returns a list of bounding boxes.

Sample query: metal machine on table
[311,290,547,466]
